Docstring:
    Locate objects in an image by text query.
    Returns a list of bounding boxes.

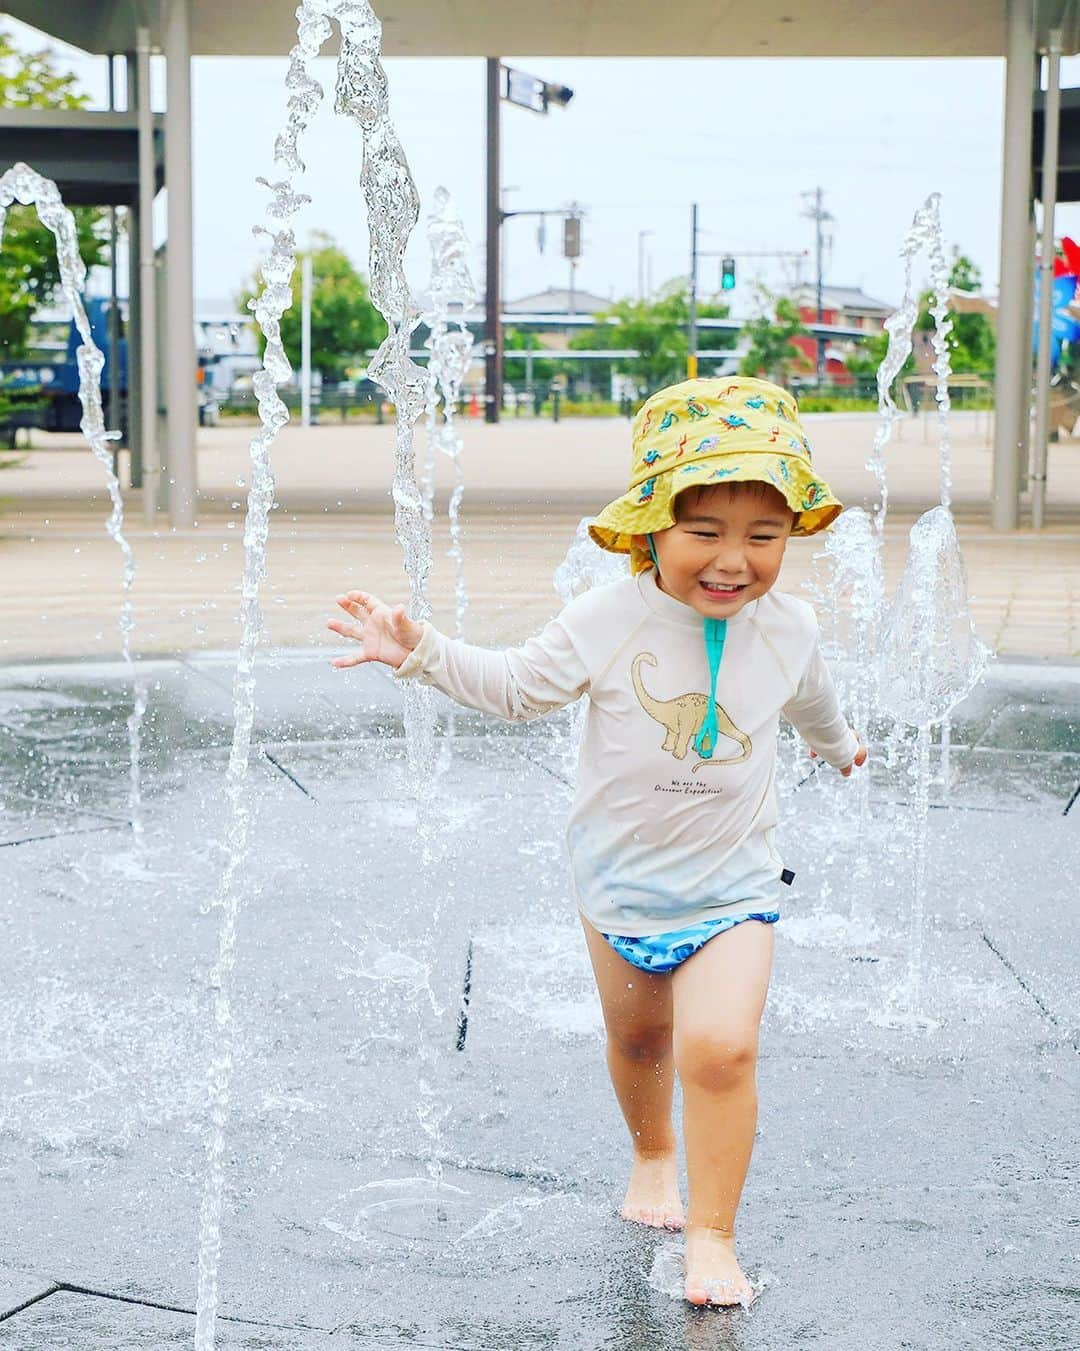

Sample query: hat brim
[589,451,843,574]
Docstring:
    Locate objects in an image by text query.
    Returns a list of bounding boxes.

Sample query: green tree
[739,291,808,383]
[0,29,110,357]
[238,232,383,383]
[503,328,563,386]
[573,283,734,393]
[844,330,906,381]
[915,250,995,374]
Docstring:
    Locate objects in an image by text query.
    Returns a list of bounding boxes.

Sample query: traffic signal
[721,257,736,290]
[563,215,581,259]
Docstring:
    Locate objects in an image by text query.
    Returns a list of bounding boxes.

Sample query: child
[327,377,866,1308]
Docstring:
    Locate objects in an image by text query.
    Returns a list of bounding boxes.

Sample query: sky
[7,13,1080,316]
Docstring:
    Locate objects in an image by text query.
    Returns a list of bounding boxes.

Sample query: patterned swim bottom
[603,911,780,974]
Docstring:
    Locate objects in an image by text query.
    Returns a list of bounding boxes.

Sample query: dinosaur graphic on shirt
[631,652,752,770]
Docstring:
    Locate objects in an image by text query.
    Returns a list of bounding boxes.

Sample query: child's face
[645,482,794,618]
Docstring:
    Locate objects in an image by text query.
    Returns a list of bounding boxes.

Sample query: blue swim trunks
[603,912,780,974]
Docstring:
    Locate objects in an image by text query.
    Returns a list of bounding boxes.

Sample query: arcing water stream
[421,186,475,643]
[0,163,147,853]
[808,191,988,1022]
[194,2,454,1342]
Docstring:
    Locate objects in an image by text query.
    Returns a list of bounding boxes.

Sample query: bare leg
[671,919,774,1306]
[580,915,683,1230]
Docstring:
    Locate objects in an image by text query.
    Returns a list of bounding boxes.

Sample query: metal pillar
[135,29,159,527]
[300,253,312,427]
[992,0,1036,531]
[164,0,197,527]
[127,196,143,490]
[106,54,121,476]
[484,57,503,424]
[1032,29,1063,531]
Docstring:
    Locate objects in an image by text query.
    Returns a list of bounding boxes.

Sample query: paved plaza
[1,409,1078,1347]
[0,652,1077,1347]
[1,411,1079,663]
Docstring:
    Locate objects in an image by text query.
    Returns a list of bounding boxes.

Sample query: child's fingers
[326,618,365,643]
[336,591,375,617]
[330,650,372,669]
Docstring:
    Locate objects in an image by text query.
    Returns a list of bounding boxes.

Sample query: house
[790,283,893,383]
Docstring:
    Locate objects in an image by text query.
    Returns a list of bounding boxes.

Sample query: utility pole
[638,229,654,301]
[802,187,833,385]
[688,202,699,379]
[484,61,574,424]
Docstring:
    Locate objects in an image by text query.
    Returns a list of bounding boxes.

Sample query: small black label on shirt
[780,868,795,886]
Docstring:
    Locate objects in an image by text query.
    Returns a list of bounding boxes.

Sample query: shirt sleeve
[392,614,590,722]
[782,641,860,769]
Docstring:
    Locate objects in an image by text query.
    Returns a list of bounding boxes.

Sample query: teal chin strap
[694,617,728,758]
[648,534,728,761]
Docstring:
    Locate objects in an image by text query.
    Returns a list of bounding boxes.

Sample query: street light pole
[688,203,699,380]
[484,62,574,425]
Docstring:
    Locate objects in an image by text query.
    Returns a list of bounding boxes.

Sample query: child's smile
[645,482,795,618]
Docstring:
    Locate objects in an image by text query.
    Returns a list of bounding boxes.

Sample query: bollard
[552,389,561,423]
[375,397,384,425]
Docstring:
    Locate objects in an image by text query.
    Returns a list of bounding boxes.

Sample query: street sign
[504,67,547,113]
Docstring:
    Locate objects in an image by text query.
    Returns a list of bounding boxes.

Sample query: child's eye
[751,535,780,543]
[691,532,718,540]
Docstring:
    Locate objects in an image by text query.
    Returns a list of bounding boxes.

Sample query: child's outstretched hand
[327,590,423,670]
[809,734,868,778]
[839,739,868,778]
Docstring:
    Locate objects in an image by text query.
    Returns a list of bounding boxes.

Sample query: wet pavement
[0,654,1077,1348]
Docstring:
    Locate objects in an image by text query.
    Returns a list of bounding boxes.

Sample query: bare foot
[619,1152,684,1230]
[683,1225,754,1307]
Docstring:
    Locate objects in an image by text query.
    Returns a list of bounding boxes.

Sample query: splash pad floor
[0,654,1077,1348]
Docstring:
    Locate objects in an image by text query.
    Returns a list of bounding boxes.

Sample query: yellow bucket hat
[590,376,843,574]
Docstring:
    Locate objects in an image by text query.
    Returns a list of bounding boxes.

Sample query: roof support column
[134,30,159,527]
[1032,29,1063,531]
[164,0,197,527]
[992,0,1036,531]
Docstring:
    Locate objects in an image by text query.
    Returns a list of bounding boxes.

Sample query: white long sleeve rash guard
[395,569,859,937]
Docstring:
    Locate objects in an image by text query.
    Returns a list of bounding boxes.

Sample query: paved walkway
[1,411,1078,661]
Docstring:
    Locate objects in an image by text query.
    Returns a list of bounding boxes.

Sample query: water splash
[804,507,883,914]
[876,506,989,1023]
[548,520,630,786]
[817,193,988,1025]
[553,517,630,604]
[422,186,476,642]
[331,3,437,797]
[192,13,322,1345]
[0,163,147,850]
[867,192,952,532]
